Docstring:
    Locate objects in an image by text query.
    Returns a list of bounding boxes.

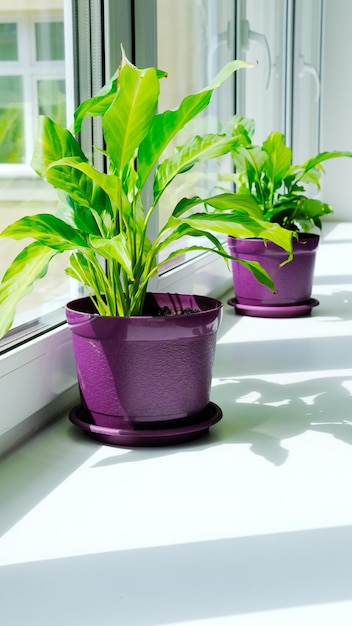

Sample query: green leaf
[31,117,113,220]
[286,166,323,190]
[236,145,267,174]
[171,195,209,218]
[154,134,242,202]
[156,221,229,256]
[204,192,264,217]
[266,195,333,231]
[0,243,58,338]
[158,244,227,272]
[74,73,119,134]
[170,193,262,219]
[233,258,276,290]
[262,132,292,184]
[56,192,105,236]
[299,198,333,218]
[1,214,88,251]
[31,116,87,176]
[232,145,268,201]
[103,63,160,175]
[156,238,275,292]
[300,149,352,174]
[154,217,276,291]
[225,114,256,139]
[167,193,294,253]
[73,47,168,135]
[89,233,133,279]
[172,212,294,254]
[138,59,255,188]
[207,59,257,90]
[46,157,121,210]
[66,251,113,314]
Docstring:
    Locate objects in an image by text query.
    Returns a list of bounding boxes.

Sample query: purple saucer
[69,402,222,447]
[227,297,319,318]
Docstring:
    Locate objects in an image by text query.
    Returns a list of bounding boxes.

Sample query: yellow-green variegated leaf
[1,214,88,251]
[173,212,294,256]
[73,74,118,135]
[31,118,114,218]
[138,59,255,188]
[103,63,160,175]
[0,243,58,338]
[46,157,121,209]
[156,243,274,292]
[154,134,242,203]
[171,193,266,220]
[262,132,292,184]
[88,234,133,280]
[300,150,352,174]
[31,116,87,177]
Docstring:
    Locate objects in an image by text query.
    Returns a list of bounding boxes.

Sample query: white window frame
[0,0,78,455]
[0,12,66,178]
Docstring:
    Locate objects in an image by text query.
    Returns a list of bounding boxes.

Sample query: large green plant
[0,51,295,337]
[226,116,352,232]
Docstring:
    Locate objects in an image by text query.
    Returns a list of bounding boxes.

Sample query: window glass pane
[292,0,323,163]
[0,75,24,163]
[35,21,65,61]
[0,2,78,337]
[156,0,236,269]
[0,23,18,60]
[37,78,66,125]
[236,0,288,142]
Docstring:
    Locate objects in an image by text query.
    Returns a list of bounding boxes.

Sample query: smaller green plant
[225,116,352,232]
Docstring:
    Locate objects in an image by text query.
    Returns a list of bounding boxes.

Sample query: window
[0,13,66,170]
[0,2,78,336]
[235,0,289,144]
[0,0,78,452]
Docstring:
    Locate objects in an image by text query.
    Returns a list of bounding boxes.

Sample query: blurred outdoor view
[156,0,235,270]
[0,0,77,329]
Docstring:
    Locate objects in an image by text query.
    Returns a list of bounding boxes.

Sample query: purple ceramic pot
[66,293,222,425]
[228,233,320,306]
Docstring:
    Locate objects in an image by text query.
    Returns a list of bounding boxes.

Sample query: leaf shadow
[211,373,352,465]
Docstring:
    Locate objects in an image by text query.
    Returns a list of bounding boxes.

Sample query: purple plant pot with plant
[228,233,320,306]
[66,292,223,426]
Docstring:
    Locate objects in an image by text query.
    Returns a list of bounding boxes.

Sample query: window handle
[240,19,272,88]
[298,54,321,102]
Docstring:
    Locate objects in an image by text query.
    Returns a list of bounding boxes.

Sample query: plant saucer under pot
[227,233,320,318]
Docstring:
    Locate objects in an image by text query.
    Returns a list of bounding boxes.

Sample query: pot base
[69,402,222,447]
[228,297,319,318]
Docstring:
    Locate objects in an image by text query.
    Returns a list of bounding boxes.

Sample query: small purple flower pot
[228,233,320,306]
[66,293,223,427]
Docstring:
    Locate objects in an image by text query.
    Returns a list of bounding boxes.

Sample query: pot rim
[66,292,223,321]
[228,231,320,253]
[228,232,320,243]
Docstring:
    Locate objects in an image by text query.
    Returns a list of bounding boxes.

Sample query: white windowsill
[0,324,79,458]
[1,222,352,624]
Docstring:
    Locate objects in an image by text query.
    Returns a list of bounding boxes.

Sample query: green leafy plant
[226,115,352,232]
[0,50,295,337]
